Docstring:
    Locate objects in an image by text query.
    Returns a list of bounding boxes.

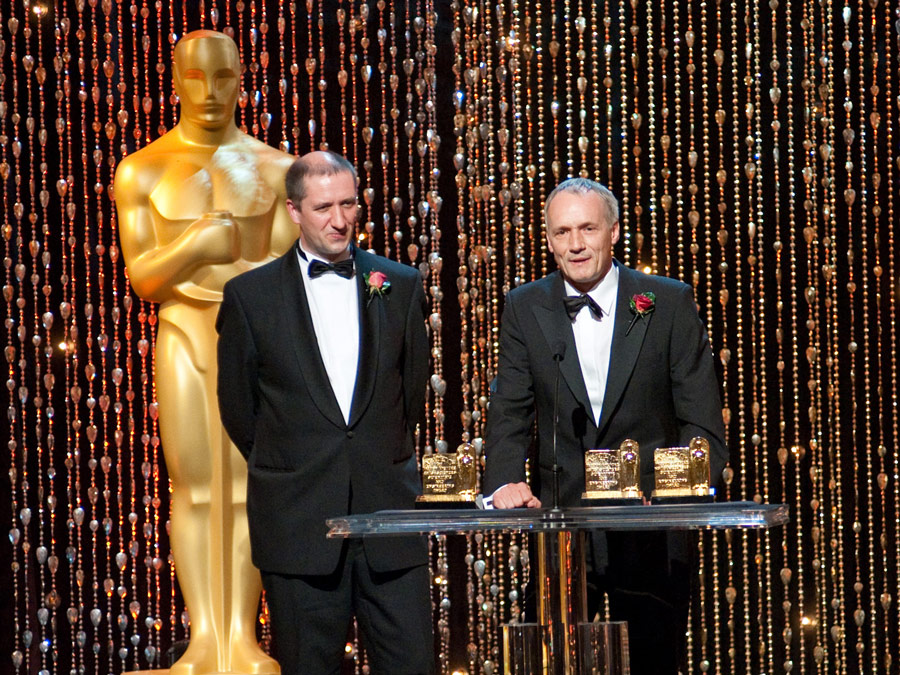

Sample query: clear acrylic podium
[327,502,789,674]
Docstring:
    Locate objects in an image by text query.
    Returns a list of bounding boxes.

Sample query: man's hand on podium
[490,482,543,509]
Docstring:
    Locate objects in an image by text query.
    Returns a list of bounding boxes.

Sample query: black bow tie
[308,258,355,279]
[563,294,603,321]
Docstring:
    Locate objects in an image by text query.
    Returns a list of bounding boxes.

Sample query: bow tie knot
[308,258,355,279]
[564,294,603,321]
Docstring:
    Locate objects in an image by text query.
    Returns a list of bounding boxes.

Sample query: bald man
[216,151,434,674]
[115,30,295,673]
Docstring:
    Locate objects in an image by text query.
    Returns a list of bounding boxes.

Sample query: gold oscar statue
[115,30,295,674]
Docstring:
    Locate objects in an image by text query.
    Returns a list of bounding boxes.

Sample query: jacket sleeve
[403,273,429,435]
[216,281,259,459]
[669,283,729,486]
[482,290,537,494]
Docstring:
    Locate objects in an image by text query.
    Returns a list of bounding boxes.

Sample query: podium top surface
[326,501,789,538]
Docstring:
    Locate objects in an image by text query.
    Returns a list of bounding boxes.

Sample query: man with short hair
[217,151,434,674]
[483,177,729,673]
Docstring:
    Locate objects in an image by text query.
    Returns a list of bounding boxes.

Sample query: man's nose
[570,231,585,251]
[330,205,350,228]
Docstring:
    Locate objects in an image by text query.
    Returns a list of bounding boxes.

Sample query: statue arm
[115,158,240,303]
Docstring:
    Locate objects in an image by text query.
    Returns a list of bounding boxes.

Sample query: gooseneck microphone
[550,342,566,512]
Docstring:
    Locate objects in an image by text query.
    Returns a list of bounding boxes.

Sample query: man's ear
[610,220,621,246]
[285,199,302,224]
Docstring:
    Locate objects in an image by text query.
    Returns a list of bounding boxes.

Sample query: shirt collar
[563,263,619,319]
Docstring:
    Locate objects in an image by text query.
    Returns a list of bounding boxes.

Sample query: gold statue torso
[132,134,292,303]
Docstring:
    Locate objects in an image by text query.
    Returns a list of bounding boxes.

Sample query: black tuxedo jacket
[483,262,728,504]
[216,244,428,576]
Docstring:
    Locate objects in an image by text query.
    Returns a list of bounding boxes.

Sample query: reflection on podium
[327,502,788,674]
[577,621,629,674]
[502,623,549,674]
[535,520,586,674]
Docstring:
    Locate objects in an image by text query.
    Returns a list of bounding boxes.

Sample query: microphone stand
[550,348,565,513]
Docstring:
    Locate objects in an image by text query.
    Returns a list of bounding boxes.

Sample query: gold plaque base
[415,493,479,509]
[581,490,642,506]
[650,487,715,504]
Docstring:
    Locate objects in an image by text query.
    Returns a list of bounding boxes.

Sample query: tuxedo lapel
[348,251,381,428]
[597,263,650,436]
[280,249,346,428]
[532,273,595,425]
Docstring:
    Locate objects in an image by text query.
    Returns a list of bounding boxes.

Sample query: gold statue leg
[225,427,278,674]
[156,314,278,675]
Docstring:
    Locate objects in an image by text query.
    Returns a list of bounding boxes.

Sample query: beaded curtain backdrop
[1,0,898,673]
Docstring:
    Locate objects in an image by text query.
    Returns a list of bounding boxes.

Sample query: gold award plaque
[652,437,712,498]
[417,442,479,505]
[583,439,641,500]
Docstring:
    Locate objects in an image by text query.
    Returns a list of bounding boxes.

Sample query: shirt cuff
[481,484,510,510]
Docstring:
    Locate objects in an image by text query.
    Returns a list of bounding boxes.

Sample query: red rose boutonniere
[626,291,656,335]
[365,270,391,305]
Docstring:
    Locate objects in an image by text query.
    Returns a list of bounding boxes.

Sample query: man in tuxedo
[482,177,729,673]
[216,151,434,674]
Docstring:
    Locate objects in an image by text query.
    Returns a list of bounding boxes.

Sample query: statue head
[173,30,241,130]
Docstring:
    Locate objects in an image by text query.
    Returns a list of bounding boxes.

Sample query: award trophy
[416,442,479,509]
[581,439,642,505]
[651,436,714,503]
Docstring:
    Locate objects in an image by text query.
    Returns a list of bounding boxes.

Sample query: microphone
[551,342,566,512]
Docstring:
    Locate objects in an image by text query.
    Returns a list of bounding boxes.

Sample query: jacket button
[346,431,355,439]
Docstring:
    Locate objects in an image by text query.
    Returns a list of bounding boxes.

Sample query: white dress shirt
[297,243,360,424]
[565,263,619,427]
